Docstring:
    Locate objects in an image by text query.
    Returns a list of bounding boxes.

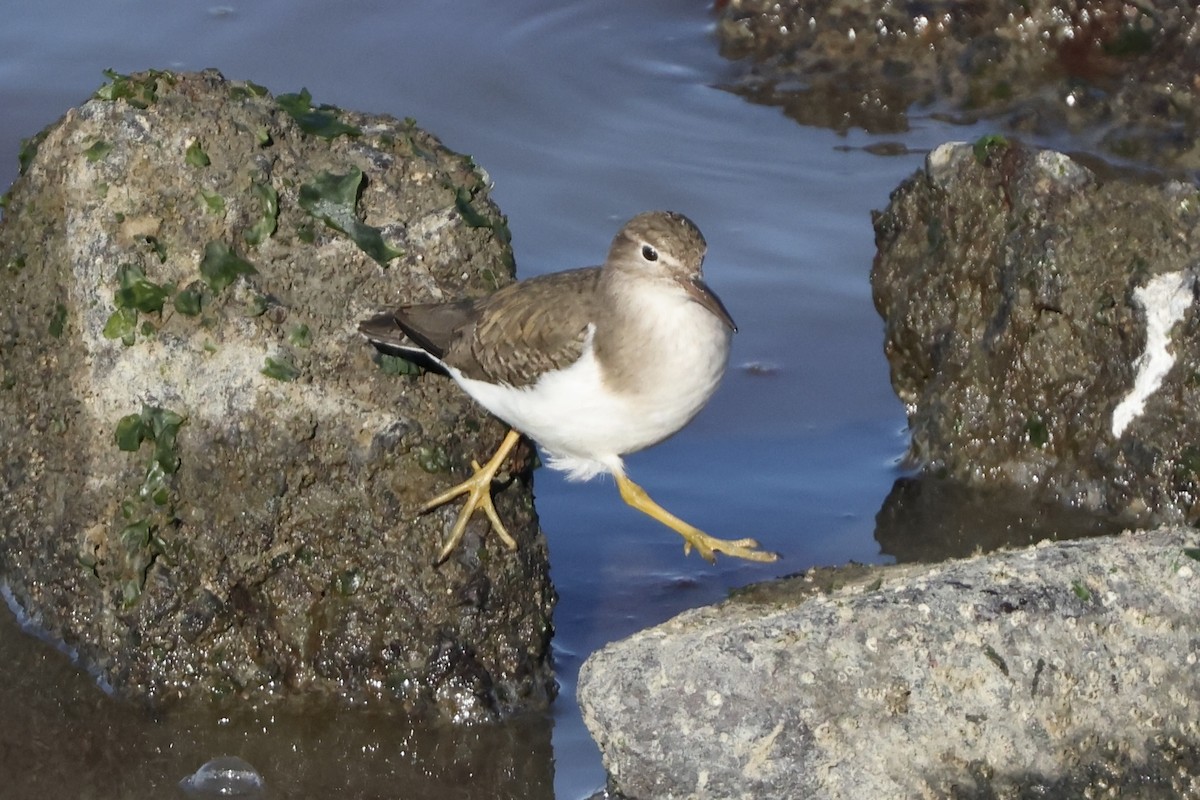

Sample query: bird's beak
[682,277,737,333]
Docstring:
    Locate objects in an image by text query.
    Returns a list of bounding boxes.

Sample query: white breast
[448,287,731,482]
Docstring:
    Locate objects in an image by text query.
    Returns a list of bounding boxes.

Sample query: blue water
[0,1,1002,796]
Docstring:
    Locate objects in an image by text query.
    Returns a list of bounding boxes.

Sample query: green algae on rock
[0,69,554,720]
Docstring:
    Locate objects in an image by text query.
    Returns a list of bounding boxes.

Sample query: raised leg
[421,428,523,562]
[614,473,779,563]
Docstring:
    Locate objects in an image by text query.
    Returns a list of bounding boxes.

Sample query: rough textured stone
[872,140,1200,527]
[578,528,1200,799]
[716,0,1200,170]
[0,69,554,718]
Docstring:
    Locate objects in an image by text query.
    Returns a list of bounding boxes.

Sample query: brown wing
[452,267,601,387]
[360,267,601,388]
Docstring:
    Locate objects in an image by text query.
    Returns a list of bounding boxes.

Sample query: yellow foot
[615,473,779,564]
[421,429,522,563]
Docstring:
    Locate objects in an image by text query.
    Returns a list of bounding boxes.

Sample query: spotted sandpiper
[359,210,778,564]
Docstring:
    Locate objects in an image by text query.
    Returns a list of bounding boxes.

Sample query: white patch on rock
[1111,269,1196,438]
[925,142,970,186]
[1033,149,1091,189]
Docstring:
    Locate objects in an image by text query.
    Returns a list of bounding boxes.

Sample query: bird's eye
[641,245,658,262]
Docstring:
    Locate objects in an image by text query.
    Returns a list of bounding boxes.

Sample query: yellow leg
[421,428,523,562]
[615,473,779,564]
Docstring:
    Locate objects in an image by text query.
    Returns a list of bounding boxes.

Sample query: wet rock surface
[0,70,554,718]
[872,139,1200,526]
[715,0,1200,171]
[578,528,1200,799]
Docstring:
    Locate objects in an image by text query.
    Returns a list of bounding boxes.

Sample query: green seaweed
[378,353,421,376]
[85,140,113,162]
[277,88,361,139]
[262,356,300,382]
[114,405,185,474]
[479,267,502,292]
[102,306,138,344]
[18,130,48,176]
[244,182,279,245]
[139,459,172,506]
[145,236,167,263]
[153,410,184,473]
[115,413,146,452]
[245,293,271,317]
[95,68,172,109]
[455,186,512,267]
[185,141,211,167]
[454,186,492,228]
[199,188,226,214]
[119,519,152,553]
[173,283,205,316]
[289,324,312,348]
[116,264,169,312]
[110,403,186,604]
[416,445,450,474]
[972,134,1009,164]
[121,577,143,606]
[1024,415,1049,448]
[299,168,402,265]
[49,303,68,338]
[228,81,269,100]
[18,138,38,175]
[199,241,257,294]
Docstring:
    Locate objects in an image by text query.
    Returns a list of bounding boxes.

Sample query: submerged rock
[716,0,1200,170]
[0,69,554,718]
[872,139,1200,527]
[578,528,1200,798]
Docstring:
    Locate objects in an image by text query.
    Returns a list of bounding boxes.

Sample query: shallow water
[0,1,1048,797]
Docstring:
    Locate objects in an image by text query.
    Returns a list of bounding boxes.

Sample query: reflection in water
[875,476,1126,564]
[0,601,556,799]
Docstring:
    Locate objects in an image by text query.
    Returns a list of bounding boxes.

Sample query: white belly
[448,298,730,482]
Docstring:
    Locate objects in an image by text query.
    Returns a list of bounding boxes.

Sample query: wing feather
[359,267,602,388]
[458,267,600,387]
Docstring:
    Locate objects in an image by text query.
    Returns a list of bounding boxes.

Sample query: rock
[578,528,1200,799]
[0,69,554,718]
[872,139,1200,527]
[715,0,1200,170]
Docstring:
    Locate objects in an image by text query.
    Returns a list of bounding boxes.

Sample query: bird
[359,210,778,564]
